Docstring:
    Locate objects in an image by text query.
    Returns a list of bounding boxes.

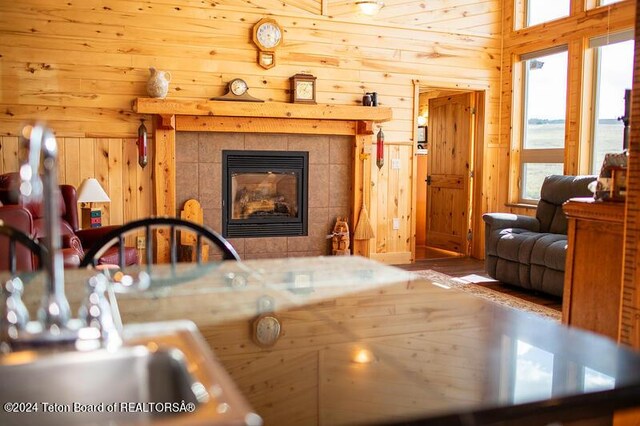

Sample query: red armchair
[0,204,41,271]
[0,173,138,267]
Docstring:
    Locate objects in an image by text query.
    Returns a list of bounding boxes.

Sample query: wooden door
[426,93,473,254]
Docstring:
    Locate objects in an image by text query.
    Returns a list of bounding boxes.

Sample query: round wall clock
[253,18,283,51]
[252,313,282,347]
[252,18,283,69]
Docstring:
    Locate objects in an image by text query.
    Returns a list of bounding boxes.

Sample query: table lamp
[77,178,110,228]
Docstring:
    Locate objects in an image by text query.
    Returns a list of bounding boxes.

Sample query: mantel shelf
[133,98,392,122]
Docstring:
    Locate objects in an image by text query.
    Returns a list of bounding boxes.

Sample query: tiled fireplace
[222,150,308,238]
[175,132,353,259]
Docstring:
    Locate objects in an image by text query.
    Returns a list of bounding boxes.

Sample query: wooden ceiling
[213,0,499,35]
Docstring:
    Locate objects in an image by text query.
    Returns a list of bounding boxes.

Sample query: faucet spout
[20,124,70,330]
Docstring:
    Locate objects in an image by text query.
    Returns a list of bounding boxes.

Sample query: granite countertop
[13,256,640,425]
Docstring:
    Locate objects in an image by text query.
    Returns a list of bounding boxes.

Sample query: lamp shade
[77,178,111,203]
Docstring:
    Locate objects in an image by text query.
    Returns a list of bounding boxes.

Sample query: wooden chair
[80,217,240,269]
[179,199,209,262]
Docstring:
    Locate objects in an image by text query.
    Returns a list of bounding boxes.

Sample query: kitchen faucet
[19,124,71,330]
[0,124,127,351]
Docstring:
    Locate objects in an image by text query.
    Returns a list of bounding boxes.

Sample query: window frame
[587,30,634,174]
[512,46,569,205]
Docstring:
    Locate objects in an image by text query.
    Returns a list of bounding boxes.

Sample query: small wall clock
[290,73,317,104]
[252,18,283,70]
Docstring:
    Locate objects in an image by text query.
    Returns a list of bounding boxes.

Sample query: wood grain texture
[563,198,625,341]
[0,0,503,262]
[427,93,472,254]
[135,98,393,122]
[619,0,640,349]
[0,135,150,229]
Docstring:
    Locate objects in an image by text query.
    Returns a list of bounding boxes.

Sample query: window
[518,47,568,202]
[526,0,569,26]
[590,32,634,173]
[598,0,622,6]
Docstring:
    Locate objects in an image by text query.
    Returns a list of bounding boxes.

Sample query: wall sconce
[417,115,427,127]
[137,118,148,168]
[376,127,385,169]
[356,1,384,16]
[77,178,110,229]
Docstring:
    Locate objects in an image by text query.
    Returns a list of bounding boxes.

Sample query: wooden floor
[398,252,563,312]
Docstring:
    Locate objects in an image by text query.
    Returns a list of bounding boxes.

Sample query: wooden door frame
[411,82,487,260]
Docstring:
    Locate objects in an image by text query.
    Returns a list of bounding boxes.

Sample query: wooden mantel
[133,98,393,122]
[133,98,392,261]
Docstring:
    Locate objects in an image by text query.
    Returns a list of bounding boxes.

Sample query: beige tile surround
[176,132,353,259]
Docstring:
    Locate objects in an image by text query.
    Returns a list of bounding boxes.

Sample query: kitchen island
[15,256,640,425]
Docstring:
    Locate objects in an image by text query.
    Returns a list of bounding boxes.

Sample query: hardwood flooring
[397,254,563,312]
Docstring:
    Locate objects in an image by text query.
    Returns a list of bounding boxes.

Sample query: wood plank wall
[620,0,640,349]
[0,0,502,260]
[0,135,153,228]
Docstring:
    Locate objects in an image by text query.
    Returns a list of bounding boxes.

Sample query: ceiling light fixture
[356,1,384,16]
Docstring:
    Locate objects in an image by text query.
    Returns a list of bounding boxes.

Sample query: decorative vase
[146,67,171,98]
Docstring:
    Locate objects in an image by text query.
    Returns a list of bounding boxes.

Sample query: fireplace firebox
[222,150,308,238]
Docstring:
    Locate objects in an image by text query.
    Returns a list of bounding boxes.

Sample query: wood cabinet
[563,198,625,341]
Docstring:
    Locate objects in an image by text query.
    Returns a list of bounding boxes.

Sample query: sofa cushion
[494,229,547,264]
[530,234,567,271]
[494,258,532,290]
[536,175,596,234]
[531,265,564,298]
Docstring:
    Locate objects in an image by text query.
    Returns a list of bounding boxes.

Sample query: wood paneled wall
[0,0,502,260]
[0,135,153,228]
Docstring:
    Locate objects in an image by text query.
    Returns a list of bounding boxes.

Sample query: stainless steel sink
[0,321,261,426]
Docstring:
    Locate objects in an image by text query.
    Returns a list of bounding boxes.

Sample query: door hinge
[467,229,473,241]
[426,175,431,185]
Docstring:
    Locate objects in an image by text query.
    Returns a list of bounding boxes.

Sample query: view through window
[527,0,569,26]
[520,48,568,200]
[591,37,634,173]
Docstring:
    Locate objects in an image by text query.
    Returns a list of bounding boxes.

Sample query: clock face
[256,22,282,49]
[254,315,281,347]
[296,81,314,100]
[230,78,248,96]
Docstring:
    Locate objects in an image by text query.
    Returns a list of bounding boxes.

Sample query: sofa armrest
[75,225,123,247]
[482,213,540,232]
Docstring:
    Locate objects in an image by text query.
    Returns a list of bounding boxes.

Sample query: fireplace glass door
[223,151,308,237]
[231,172,299,220]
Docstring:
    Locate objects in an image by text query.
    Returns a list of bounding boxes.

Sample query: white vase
[146,67,171,98]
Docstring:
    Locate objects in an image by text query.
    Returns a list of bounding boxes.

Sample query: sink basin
[0,346,196,425]
[0,321,261,426]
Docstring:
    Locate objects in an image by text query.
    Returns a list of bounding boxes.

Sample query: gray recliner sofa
[483,175,596,298]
